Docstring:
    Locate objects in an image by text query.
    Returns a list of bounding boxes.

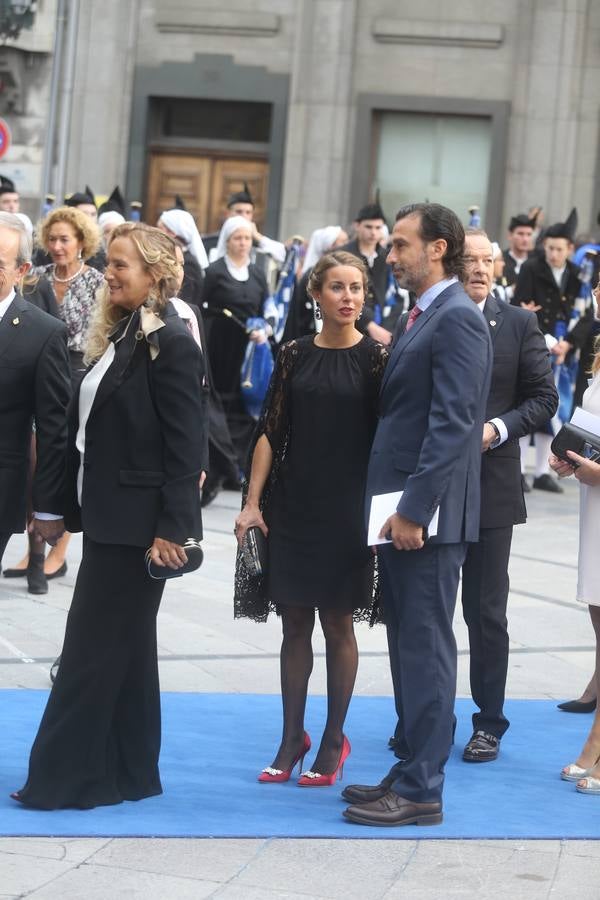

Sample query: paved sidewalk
[1,473,598,899]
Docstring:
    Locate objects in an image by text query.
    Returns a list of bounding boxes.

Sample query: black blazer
[480,295,558,528]
[22,275,60,319]
[512,254,580,337]
[64,304,207,547]
[0,292,71,532]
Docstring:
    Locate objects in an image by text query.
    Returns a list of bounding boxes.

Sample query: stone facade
[1,0,598,240]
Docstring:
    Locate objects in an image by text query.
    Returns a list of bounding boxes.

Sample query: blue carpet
[0,690,598,839]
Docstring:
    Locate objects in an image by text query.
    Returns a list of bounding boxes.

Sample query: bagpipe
[272,238,303,344]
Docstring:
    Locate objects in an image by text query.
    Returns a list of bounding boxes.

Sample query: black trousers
[18,537,165,809]
[380,541,467,804]
[461,525,514,739]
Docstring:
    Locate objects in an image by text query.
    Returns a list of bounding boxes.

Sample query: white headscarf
[159,209,209,270]
[301,225,343,275]
[98,211,125,230]
[213,215,253,262]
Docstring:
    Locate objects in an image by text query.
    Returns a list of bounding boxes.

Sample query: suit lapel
[0,293,29,360]
[380,288,450,392]
[87,313,144,419]
[482,294,505,344]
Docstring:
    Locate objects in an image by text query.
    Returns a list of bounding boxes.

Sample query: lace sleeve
[364,338,390,413]
[234,340,301,622]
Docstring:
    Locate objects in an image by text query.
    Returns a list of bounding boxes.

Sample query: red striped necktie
[405,305,422,332]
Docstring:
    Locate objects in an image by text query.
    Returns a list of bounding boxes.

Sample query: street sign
[0,118,11,160]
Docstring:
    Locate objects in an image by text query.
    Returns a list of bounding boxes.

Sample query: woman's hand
[234,502,268,546]
[566,451,600,486]
[150,537,188,570]
[549,452,575,479]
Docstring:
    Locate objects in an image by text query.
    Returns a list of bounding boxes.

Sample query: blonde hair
[592,336,600,376]
[84,223,179,365]
[38,206,101,261]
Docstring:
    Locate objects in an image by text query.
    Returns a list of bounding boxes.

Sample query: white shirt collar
[0,288,16,320]
[477,298,487,311]
[416,276,458,312]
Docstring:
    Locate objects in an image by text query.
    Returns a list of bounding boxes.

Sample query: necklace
[53,262,84,283]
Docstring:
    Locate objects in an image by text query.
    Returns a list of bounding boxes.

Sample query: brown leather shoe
[343,790,443,826]
[341,774,395,805]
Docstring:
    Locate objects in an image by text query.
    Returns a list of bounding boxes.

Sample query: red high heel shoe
[298,735,351,786]
[258,732,311,783]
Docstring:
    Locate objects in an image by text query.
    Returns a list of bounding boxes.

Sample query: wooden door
[145,152,269,235]
[208,158,269,232]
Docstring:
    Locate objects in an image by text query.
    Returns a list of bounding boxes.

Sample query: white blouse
[76,343,115,505]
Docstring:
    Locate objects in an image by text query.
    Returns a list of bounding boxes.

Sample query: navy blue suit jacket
[366,281,492,544]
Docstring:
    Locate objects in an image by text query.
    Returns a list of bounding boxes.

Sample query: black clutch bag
[145,538,204,580]
[242,526,268,577]
[551,422,600,465]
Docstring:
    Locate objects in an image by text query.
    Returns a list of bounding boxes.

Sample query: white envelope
[570,406,600,438]
[367,491,439,546]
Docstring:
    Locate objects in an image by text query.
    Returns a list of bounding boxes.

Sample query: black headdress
[508,213,536,231]
[65,184,96,208]
[0,175,17,195]
[544,208,578,242]
[227,181,253,208]
[97,186,126,217]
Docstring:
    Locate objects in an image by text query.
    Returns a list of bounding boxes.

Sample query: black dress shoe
[521,474,531,493]
[341,774,395,805]
[343,791,443,827]
[533,473,563,493]
[462,730,499,762]
[557,698,597,713]
[27,553,48,595]
[2,566,27,578]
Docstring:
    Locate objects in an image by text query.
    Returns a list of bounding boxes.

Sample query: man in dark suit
[0,213,71,581]
[459,229,558,762]
[342,203,492,828]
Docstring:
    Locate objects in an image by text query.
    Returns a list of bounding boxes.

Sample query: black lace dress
[234,335,388,621]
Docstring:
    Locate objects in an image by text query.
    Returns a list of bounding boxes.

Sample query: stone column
[278,0,359,238]
[65,0,140,198]
[505,0,595,230]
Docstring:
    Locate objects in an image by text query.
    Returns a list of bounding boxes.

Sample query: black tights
[271,605,358,775]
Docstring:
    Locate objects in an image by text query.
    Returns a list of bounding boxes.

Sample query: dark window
[159,98,272,143]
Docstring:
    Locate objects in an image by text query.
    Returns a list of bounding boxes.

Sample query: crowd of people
[1,169,600,822]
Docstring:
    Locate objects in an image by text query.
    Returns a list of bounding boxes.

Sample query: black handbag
[241,526,268,577]
[551,422,600,465]
[145,538,204,580]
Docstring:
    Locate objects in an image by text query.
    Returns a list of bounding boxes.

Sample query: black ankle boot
[27,553,48,595]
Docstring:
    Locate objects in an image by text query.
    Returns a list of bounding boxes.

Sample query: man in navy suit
[342,203,492,827]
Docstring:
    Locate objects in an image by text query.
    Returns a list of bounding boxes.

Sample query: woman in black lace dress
[235,250,388,786]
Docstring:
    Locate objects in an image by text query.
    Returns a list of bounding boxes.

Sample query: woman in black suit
[11,223,207,810]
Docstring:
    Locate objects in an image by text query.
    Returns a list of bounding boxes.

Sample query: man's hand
[520,300,542,313]
[482,422,498,452]
[367,321,392,346]
[150,537,188,570]
[31,517,65,545]
[379,513,424,551]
